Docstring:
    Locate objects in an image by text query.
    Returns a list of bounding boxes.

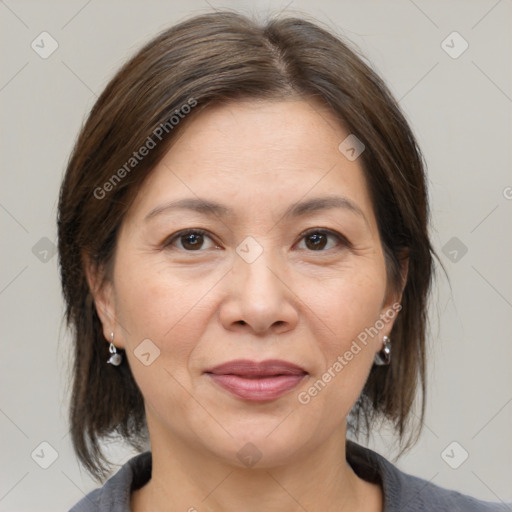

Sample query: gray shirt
[69,441,511,511]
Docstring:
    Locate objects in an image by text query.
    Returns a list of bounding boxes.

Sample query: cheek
[111,256,236,444]
[112,262,207,418]
[314,264,387,342]
[305,267,386,406]
[114,255,212,341]
[112,255,225,406]
[113,248,388,375]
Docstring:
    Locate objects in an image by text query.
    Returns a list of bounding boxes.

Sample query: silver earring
[107,332,122,366]
[374,335,391,365]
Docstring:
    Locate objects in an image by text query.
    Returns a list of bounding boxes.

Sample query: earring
[374,335,391,366]
[107,332,122,366]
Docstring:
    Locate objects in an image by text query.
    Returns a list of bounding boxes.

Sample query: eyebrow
[144,195,367,224]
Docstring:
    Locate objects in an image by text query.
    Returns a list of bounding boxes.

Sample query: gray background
[1,0,511,510]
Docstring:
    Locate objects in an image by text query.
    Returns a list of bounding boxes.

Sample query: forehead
[125,98,376,229]
[168,98,350,174]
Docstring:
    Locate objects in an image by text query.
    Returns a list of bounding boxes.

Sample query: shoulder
[346,441,511,512]
[68,451,152,512]
[391,466,511,511]
[68,488,102,512]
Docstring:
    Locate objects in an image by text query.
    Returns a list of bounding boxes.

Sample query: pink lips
[205,359,308,402]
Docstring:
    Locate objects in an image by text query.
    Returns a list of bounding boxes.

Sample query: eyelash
[163,228,351,253]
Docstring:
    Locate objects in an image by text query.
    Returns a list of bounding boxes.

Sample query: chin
[197,420,316,470]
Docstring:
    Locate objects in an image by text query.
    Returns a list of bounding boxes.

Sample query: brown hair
[57,10,440,481]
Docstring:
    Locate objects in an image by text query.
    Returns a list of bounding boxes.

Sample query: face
[92,98,404,468]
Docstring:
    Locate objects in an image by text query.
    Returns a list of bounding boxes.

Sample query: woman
[58,11,509,512]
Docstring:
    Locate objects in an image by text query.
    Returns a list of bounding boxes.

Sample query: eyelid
[163,227,351,251]
[163,228,216,249]
[297,227,352,250]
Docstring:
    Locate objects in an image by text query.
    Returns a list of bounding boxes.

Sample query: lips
[206,359,307,377]
[205,359,308,401]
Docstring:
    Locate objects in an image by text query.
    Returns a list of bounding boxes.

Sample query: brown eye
[181,232,204,250]
[297,229,348,252]
[305,232,328,250]
[165,229,216,251]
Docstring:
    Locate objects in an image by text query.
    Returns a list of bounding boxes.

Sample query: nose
[219,248,299,336]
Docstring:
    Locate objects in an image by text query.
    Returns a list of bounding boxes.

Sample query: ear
[83,252,124,348]
[380,248,409,334]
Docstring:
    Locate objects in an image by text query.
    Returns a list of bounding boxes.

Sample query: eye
[163,228,350,253]
[164,229,217,251]
[296,229,349,251]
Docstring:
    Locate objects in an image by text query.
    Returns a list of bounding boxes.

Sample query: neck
[131,423,382,512]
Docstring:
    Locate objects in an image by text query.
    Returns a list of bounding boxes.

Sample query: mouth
[204,359,308,402]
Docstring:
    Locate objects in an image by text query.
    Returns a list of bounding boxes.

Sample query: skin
[89,98,407,512]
